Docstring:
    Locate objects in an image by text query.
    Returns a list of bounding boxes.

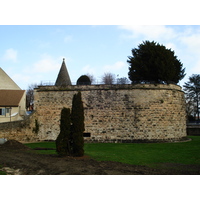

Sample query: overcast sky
[0,1,199,90]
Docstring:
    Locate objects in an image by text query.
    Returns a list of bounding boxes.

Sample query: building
[0,68,26,122]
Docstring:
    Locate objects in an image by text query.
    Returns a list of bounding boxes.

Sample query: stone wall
[0,112,39,142]
[187,124,200,136]
[33,84,187,142]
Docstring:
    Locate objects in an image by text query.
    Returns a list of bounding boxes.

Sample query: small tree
[183,74,200,121]
[86,73,95,84]
[101,73,116,84]
[56,107,71,156]
[77,75,91,85]
[26,83,38,110]
[71,92,85,157]
[117,77,130,84]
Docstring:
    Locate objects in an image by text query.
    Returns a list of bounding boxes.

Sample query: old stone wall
[33,84,187,142]
[0,112,39,142]
[187,124,200,135]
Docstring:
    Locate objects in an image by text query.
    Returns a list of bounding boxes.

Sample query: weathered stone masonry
[0,111,39,142]
[33,84,187,142]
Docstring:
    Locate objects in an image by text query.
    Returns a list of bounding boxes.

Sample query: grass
[0,165,6,175]
[25,136,200,168]
[26,142,57,154]
[84,137,200,167]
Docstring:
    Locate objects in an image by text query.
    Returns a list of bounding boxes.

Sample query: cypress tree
[56,107,71,156]
[71,92,85,157]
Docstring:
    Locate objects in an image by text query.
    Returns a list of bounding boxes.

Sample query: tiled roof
[0,90,25,107]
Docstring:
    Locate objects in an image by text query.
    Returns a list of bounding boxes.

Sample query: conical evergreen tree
[71,92,85,157]
[56,107,71,156]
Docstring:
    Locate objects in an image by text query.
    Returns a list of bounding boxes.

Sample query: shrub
[56,92,85,157]
[33,119,39,134]
[71,92,85,156]
[77,75,91,85]
[56,107,71,156]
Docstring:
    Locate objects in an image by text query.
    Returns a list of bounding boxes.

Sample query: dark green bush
[56,107,71,156]
[77,75,91,85]
[56,92,85,157]
[71,92,85,157]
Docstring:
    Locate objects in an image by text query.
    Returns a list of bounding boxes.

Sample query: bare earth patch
[0,140,200,175]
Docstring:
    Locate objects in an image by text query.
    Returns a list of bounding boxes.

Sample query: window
[83,132,91,137]
[6,108,10,114]
[0,108,5,116]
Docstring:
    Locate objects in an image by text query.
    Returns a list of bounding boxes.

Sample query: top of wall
[35,84,183,92]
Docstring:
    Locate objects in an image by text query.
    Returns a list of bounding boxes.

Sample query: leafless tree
[26,84,38,110]
[185,96,196,119]
[101,73,116,84]
[183,74,200,121]
[86,73,96,84]
[117,77,130,84]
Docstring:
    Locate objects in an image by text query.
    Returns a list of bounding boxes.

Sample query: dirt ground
[0,140,200,175]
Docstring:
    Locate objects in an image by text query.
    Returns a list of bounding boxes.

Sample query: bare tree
[26,84,38,110]
[183,74,200,122]
[86,73,96,84]
[117,77,130,84]
[101,73,116,84]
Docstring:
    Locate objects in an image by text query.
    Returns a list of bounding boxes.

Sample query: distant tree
[77,75,91,85]
[127,41,185,84]
[185,95,196,120]
[86,73,96,84]
[101,73,116,84]
[183,74,200,121]
[56,107,71,156]
[26,84,38,110]
[71,92,84,157]
[117,77,130,84]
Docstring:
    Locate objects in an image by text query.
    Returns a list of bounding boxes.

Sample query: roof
[0,90,25,107]
[55,58,72,86]
[0,68,21,90]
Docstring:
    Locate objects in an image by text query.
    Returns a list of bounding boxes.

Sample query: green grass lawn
[25,142,57,154]
[25,136,200,167]
[0,165,6,175]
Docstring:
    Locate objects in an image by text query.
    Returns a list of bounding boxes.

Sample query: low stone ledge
[84,137,191,143]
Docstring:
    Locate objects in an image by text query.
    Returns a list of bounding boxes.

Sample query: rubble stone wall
[33,84,186,142]
[0,112,39,142]
[0,84,186,143]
